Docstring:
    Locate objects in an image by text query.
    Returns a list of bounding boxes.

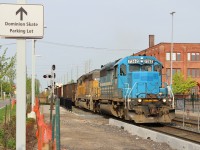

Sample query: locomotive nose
[130,72,160,98]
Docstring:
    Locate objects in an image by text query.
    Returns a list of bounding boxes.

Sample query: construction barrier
[11,99,16,109]
[33,98,54,150]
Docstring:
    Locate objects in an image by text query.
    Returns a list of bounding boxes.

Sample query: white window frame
[172,53,176,61]
[166,53,170,60]
[187,53,191,61]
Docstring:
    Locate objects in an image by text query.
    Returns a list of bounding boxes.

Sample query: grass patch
[0,103,38,149]
[0,105,16,149]
[0,105,16,124]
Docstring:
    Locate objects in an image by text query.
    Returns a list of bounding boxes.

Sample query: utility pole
[170,11,175,86]
[170,11,175,109]
[28,39,36,119]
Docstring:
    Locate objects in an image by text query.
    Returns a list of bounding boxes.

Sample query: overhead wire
[0,40,139,52]
[37,40,138,52]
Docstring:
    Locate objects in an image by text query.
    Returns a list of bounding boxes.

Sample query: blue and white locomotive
[98,55,175,123]
[75,55,175,123]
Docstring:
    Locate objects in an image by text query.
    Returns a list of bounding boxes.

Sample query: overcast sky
[1,0,200,90]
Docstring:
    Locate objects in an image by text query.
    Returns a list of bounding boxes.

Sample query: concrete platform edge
[109,119,200,150]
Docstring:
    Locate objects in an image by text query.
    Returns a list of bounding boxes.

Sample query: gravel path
[42,106,174,150]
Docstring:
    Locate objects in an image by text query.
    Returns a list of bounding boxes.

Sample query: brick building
[135,35,200,94]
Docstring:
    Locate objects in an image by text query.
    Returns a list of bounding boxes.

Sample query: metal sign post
[16,1,26,149]
[16,39,26,150]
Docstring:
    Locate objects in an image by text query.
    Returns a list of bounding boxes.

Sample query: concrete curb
[109,119,200,150]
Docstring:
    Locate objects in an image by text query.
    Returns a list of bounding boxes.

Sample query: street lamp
[170,11,175,86]
[170,11,175,109]
[28,39,41,119]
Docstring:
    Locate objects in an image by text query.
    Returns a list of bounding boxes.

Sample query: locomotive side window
[141,64,152,71]
[114,66,118,78]
[154,65,162,74]
[129,65,140,72]
[120,64,126,76]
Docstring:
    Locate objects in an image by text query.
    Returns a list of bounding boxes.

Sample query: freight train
[58,55,175,123]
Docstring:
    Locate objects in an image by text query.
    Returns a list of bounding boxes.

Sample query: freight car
[75,55,175,123]
[58,83,77,110]
[63,83,77,105]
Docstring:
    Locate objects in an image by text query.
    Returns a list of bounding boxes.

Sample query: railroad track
[139,123,200,145]
[172,117,200,132]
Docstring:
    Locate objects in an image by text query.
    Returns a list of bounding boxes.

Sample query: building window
[166,68,181,77]
[187,53,200,61]
[172,53,176,61]
[187,68,200,78]
[187,53,190,61]
[166,52,181,61]
[166,68,181,78]
[166,53,170,60]
[177,53,181,61]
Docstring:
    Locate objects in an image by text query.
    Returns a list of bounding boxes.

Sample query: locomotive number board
[128,59,154,64]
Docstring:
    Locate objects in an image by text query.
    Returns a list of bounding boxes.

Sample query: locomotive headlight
[162,98,167,103]
[138,99,142,103]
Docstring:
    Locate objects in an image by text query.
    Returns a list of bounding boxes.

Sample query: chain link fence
[175,94,200,112]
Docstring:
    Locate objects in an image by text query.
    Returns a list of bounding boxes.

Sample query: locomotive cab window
[141,64,152,71]
[120,64,126,76]
[154,65,162,74]
[129,65,140,72]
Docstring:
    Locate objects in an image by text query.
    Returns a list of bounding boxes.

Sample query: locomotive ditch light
[162,98,167,103]
[48,75,52,78]
[138,98,142,103]
[43,75,47,78]
[168,98,172,102]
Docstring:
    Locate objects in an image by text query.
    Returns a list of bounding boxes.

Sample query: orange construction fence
[33,98,55,150]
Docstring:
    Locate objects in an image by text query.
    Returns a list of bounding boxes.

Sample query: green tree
[172,72,197,94]
[26,76,32,95]
[0,48,16,80]
[26,76,41,96]
[35,78,41,96]
[0,48,16,96]
[2,81,11,94]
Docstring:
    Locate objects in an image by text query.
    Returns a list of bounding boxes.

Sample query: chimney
[149,35,155,48]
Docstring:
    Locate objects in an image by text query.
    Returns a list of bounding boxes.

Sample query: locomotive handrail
[127,82,137,100]
[124,83,130,109]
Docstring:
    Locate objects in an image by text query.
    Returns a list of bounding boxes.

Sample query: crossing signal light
[43,74,52,78]
[52,64,56,70]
